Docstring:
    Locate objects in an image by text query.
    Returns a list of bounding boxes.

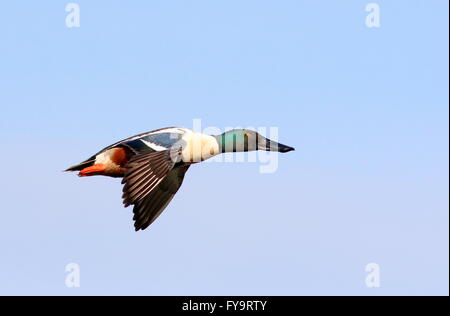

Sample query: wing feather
[131,165,190,231]
[121,150,174,207]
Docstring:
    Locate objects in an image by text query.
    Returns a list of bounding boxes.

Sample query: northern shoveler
[66,127,294,231]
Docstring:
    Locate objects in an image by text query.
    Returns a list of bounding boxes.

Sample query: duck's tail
[65,158,95,172]
[65,159,107,177]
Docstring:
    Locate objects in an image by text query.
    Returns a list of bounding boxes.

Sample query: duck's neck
[213,130,248,153]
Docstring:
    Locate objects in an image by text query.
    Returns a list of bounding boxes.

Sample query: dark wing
[121,150,176,207]
[132,165,190,231]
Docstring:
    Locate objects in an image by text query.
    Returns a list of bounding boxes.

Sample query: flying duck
[66,127,294,231]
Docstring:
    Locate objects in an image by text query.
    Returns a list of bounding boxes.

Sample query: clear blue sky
[0,1,448,296]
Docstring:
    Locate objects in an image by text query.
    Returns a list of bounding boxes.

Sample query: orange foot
[79,164,106,177]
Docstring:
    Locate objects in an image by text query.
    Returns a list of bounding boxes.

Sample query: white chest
[179,132,219,163]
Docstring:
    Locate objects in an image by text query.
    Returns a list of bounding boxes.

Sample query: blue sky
[0,1,448,295]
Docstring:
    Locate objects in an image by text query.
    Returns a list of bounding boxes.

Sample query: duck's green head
[214,129,295,153]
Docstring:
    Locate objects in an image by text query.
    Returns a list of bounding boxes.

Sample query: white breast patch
[179,132,220,163]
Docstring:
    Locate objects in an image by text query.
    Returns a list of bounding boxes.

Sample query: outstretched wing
[121,149,189,230]
[132,165,190,231]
